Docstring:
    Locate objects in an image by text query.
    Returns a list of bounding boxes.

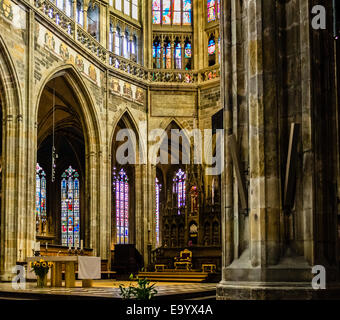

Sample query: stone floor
[0,280,217,300]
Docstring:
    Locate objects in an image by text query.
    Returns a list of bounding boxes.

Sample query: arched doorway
[35,70,99,250]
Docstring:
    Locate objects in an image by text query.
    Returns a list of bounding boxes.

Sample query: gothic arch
[109,108,146,163]
[34,65,103,253]
[34,64,102,151]
[0,35,24,280]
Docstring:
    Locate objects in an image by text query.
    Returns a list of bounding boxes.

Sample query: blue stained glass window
[113,168,129,244]
[175,43,182,69]
[185,42,192,58]
[173,169,186,215]
[61,166,80,247]
[153,41,161,68]
[36,163,47,233]
[182,0,191,24]
[164,42,172,69]
[208,38,216,55]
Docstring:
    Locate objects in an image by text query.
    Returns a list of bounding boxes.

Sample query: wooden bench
[201,264,216,273]
[155,264,166,272]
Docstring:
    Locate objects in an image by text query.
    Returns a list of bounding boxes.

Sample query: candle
[46,243,48,250]
[68,243,71,250]
[80,240,83,250]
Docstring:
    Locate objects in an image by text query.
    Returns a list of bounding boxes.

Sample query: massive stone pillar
[217,0,340,299]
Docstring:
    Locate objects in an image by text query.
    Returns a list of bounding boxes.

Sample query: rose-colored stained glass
[208,38,216,55]
[113,168,129,244]
[162,0,171,24]
[207,0,216,22]
[152,0,161,24]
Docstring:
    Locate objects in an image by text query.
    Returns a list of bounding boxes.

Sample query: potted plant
[30,259,52,288]
[119,274,158,300]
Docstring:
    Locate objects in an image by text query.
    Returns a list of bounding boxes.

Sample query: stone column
[216,0,317,300]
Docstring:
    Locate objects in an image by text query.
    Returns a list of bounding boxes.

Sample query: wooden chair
[174,249,192,271]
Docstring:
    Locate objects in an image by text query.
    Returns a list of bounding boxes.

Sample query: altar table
[26,256,100,288]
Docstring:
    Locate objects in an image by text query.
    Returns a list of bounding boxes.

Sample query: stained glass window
[109,23,114,52]
[116,0,122,11]
[164,42,172,69]
[173,169,186,215]
[208,38,216,55]
[123,33,129,58]
[115,28,121,55]
[153,41,161,68]
[152,0,161,24]
[124,0,130,15]
[77,0,84,26]
[155,178,161,246]
[131,35,136,56]
[207,0,216,22]
[162,0,171,24]
[185,42,191,58]
[61,166,80,248]
[113,168,129,244]
[173,0,181,25]
[65,0,72,17]
[132,0,138,19]
[153,0,192,25]
[183,0,191,25]
[36,163,47,233]
[56,0,64,10]
[87,2,100,40]
[175,42,182,69]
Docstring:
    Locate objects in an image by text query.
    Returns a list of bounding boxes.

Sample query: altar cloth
[78,256,101,279]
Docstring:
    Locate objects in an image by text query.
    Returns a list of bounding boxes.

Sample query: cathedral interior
[0,0,340,300]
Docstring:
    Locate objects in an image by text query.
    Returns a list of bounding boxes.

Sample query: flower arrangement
[30,259,52,287]
[119,274,158,300]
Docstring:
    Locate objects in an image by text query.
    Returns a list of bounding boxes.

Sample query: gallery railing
[35,0,75,37]
[33,0,220,84]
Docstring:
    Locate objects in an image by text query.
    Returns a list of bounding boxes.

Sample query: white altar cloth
[78,256,101,279]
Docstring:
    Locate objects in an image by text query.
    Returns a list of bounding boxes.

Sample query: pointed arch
[0,35,23,280]
[34,64,102,151]
[109,108,146,164]
[0,35,23,117]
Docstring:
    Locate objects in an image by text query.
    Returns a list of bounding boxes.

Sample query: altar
[26,256,101,288]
